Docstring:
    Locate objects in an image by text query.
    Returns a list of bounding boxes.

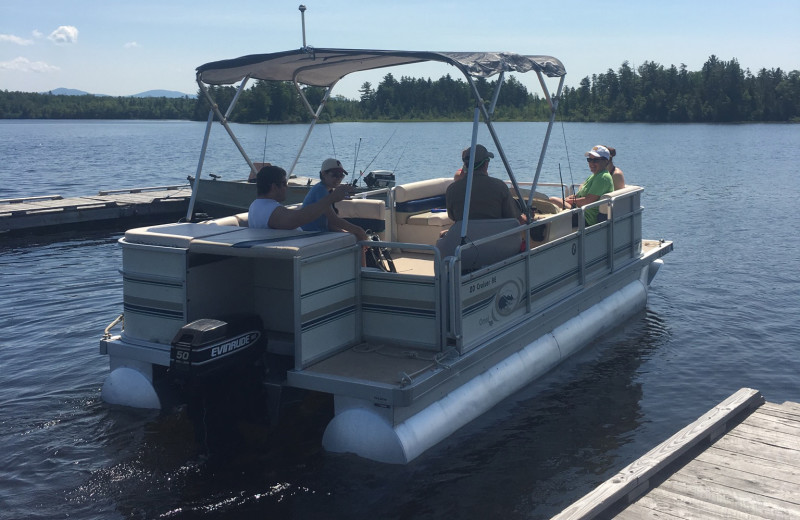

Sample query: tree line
[2,56,798,123]
[0,91,195,119]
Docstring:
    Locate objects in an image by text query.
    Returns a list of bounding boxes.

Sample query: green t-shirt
[577,170,614,226]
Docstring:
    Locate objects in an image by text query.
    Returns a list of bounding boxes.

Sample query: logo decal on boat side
[494,281,521,317]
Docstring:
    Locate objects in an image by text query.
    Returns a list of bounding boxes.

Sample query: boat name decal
[210,331,261,358]
[468,276,497,294]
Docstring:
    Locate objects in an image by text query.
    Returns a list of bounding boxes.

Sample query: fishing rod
[392,143,407,176]
[328,123,337,159]
[559,119,576,199]
[261,124,269,163]
[558,163,566,208]
[349,138,362,184]
[359,128,398,176]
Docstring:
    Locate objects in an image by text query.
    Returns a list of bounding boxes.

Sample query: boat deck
[299,341,455,387]
[553,388,800,519]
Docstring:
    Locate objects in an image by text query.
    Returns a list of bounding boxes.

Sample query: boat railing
[442,186,644,353]
[349,187,391,199]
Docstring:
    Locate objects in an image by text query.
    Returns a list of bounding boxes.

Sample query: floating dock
[0,185,191,234]
[553,387,800,519]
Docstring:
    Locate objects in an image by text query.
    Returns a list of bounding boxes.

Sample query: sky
[2,0,799,99]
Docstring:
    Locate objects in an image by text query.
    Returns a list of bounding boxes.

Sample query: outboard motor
[364,170,395,189]
[170,314,266,384]
[170,315,270,465]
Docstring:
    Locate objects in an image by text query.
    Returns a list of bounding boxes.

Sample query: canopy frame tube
[527,74,565,209]
[288,80,336,176]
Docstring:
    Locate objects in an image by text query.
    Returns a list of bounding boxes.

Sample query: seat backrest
[394,178,453,204]
[531,198,562,215]
[336,198,386,232]
[436,218,521,271]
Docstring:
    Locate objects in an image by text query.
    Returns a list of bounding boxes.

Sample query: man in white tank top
[248,165,352,230]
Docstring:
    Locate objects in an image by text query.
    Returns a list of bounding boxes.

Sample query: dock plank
[622,487,771,520]
[760,401,800,420]
[696,448,800,486]
[551,388,764,520]
[551,390,800,519]
[711,433,800,466]
[659,469,800,519]
[745,409,800,434]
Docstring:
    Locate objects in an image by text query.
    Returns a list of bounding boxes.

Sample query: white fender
[101,367,161,409]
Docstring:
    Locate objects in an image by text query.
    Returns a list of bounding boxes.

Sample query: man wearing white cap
[301,158,369,241]
[550,145,615,226]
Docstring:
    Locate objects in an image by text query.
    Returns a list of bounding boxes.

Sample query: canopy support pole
[288,81,336,177]
[458,105,482,242]
[197,76,256,172]
[185,109,214,221]
[464,75,528,222]
[527,74,565,208]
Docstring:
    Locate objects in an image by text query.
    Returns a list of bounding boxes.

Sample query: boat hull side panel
[322,279,648,464]
[361,274,440,351]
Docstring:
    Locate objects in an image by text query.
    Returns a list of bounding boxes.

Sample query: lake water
[1,120,798,519]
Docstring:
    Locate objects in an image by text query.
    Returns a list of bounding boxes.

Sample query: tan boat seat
[436,218,522,271]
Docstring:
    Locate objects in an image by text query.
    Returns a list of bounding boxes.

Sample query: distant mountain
[131,89,195,99]
[47,88,93,96]
[41,88,194,98]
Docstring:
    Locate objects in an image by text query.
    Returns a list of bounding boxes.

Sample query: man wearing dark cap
[446,144,520,222]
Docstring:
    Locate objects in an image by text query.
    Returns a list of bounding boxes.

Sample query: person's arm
[269,184,351,230]
[326,209,369,242]
[501,190,521,219]
[445,184,457,221]
[565,193,600,207]
[612,168,625,190]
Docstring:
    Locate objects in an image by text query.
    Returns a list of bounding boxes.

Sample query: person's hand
[329,184,354,202]
[355,228,369,242]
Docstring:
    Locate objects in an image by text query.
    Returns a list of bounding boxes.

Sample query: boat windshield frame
[188,47,567,240]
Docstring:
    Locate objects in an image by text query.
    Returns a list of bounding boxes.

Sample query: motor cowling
[170,314,266,383]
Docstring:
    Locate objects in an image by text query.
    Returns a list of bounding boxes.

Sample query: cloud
[0,34,34,46]
[48,26,79,45]
[0,56,60,73]
[124,41,140,49]
[32,30,43,39]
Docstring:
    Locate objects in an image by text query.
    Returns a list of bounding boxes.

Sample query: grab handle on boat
[103,314,124,340]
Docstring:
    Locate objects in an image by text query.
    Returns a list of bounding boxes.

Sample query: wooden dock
[0,185,191,234]
[553,388,800,519]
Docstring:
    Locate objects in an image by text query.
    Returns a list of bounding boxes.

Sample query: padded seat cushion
[395,195,446,214]
[394,178,453,203]
[406,210,452,226]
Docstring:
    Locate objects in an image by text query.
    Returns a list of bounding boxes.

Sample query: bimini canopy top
[196,48,566,87]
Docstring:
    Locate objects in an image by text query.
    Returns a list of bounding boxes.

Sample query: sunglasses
[586,157,606,163]
[327,170,346,178]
